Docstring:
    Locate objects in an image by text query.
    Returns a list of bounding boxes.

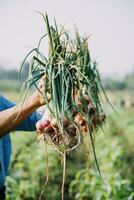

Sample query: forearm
[0,98,40,138]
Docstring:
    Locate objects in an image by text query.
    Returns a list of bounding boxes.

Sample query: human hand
[28,76,50,108]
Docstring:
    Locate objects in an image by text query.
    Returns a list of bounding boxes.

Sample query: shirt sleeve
[1,95,42,132]
[14,111,42,131]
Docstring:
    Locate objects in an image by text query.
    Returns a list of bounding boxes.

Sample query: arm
[0,77,46,138]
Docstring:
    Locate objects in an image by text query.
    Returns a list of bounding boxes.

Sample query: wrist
[27,95,41,110]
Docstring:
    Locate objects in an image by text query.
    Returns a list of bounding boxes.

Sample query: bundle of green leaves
[20,13,107,187]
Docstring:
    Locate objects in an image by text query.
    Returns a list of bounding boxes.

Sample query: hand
[28,76,50,108]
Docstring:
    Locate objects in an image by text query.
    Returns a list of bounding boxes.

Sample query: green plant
[19,12,108,199]
[69,114,134,200]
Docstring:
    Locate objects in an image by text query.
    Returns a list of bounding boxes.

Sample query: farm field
[0,1,134,200]
[2,89,134,200]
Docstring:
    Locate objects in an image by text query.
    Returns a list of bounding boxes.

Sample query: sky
[0,0,134,77]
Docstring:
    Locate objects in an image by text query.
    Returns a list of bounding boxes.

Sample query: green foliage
[0,62,29,87]
[68,109,134,200]
[6,132,86,200]
[102,78,126,90]
[0,68,18,80]
[6,132,61,200]
[102,71,134,91]
[69,133,134,200]
[69,171,133,200]
[0,80,20,92]
[6,107,134,200]
[124,72,134,90]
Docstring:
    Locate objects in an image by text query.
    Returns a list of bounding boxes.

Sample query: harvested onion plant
[20,13,106,200]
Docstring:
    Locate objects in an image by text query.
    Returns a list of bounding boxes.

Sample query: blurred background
[0,0,134,199]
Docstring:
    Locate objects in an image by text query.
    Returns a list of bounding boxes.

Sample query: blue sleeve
[1,95,42,132]
[15,111,41,131]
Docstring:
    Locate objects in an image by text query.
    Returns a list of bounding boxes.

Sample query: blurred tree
[0,62,30,81]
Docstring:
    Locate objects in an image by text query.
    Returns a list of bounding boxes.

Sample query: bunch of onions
[20,12,107,199]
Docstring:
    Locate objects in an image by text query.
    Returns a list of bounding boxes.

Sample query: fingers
[38,75,45,92]
[36,75,51,105]
[39,76,51,101]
